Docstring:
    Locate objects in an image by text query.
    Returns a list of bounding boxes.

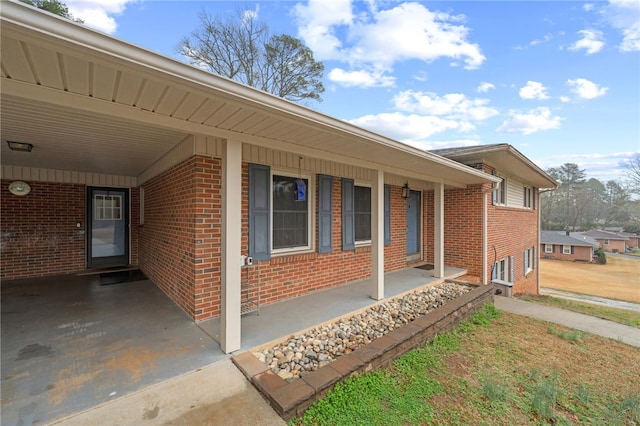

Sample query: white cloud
[349,112,473,142]
[519,81,550,100]
[327,68,395,88]
[569,29,605,55]
[567,78,608,99]
[392,90,499,121]
[497,107,563,135]
[67,0,135,34]
[477,82,495,93]
[538,151,637,181]
[560,96,571,103]
[583,3,595,12]
[604,0,640,52]
[294,1,485,88]
[530,33,553,46]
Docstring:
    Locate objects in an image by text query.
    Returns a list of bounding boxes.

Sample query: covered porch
[1,264,466,425]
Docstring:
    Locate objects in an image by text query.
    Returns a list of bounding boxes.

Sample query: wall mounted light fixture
[7,141,33,152]
[402,182,410,199]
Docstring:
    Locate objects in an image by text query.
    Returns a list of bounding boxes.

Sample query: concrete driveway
[1,274,227,425]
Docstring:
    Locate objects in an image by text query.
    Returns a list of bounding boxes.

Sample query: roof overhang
[1,1,499,189]
[433,144,557,190]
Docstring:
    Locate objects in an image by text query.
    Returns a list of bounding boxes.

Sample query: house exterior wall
[540,244,593,262]
[423,185,484,279]
[597,238,626,253]
[139,156,222,321]
[488,189,538,294]
[239,165,410,311]
[1,180,140,280]
[138,156,432,322]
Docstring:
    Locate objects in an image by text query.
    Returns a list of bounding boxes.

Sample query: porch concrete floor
[1,265,464,425]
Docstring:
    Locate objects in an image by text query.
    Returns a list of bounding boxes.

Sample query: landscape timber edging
[232,284,495,420]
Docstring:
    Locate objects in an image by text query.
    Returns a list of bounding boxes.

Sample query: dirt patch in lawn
[540,256,640,304]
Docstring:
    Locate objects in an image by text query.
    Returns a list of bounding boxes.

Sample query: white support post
[221,139,242,353]
[371,170,384,300]
[482,189,488,285]
[434,182,444,278]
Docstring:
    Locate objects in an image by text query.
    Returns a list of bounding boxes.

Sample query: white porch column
[221,139,242,353]
[370,170,384,300]
[433,182,445,278]
[482,189,488,285]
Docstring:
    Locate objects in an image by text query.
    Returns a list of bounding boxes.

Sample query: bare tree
[623,153,640,195]
[179,9,324,103]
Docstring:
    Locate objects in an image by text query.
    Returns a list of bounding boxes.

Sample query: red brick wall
[139,156,222,321]
[1,180,85,279]
[598,238,626,253]
[487,191,539,294]
[1,180,140,280]
[239,170,412,311]
[139,157,198,318]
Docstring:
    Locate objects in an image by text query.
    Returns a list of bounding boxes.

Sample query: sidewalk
[51,359,286,426]
[494,296,640,347]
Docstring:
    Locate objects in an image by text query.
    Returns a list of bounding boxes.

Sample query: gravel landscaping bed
[253,282,473,380]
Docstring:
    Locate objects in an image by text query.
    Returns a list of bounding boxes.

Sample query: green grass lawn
[519,294,640,328]
[290,304,640,426]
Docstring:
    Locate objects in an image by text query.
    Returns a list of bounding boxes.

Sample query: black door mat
[414,263,434,271]
[99,269,148,286]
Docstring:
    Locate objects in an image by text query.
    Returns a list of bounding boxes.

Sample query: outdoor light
[402,182,410,199]
[7,141,33,152]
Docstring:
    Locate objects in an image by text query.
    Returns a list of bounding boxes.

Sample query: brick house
[540,231,597,262]
[432,145,557,295]
[582,230,629,253]
[0,3,556,353]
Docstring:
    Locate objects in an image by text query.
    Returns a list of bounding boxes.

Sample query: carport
[1,265,467,425]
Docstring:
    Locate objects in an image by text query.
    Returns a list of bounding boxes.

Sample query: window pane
[273,175,308,249]
[354,186,371,241]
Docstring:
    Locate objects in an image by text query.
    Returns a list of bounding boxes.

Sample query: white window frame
[544,244,553,253]
[604,239,610,245]
[494,258,508,281]
[495,177,507,205]
[523,186,532,208]
[562,245,571,255]
[354,183,372,246]
[270,170,315,255]
[524,247,533,274]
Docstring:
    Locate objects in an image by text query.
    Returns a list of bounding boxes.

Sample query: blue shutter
[533,246,537,270]
[249,164,270,261]
[509,256,515,283]
[571,245,575,255]
[384,184,391,246]
[342,178,355,251]
[318,175,333,254]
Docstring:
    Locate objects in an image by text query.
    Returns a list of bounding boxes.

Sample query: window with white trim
[524,247,533,274]
[562,245,571,254]
[272,174,311,252]
[494,258,508,281]
[494,177,506,205]
[354,185,371,243]
[604,239,610,245]
[544,244,553,253]
[524,186,532,208]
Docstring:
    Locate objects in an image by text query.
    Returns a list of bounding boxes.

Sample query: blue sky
[64,0,639,183]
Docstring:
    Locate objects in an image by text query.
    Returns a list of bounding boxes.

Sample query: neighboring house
[432,145,557,295]
[619,232,640,250]
[0,3,556,353]
[540,231,597,262]
[582,230,629,253]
